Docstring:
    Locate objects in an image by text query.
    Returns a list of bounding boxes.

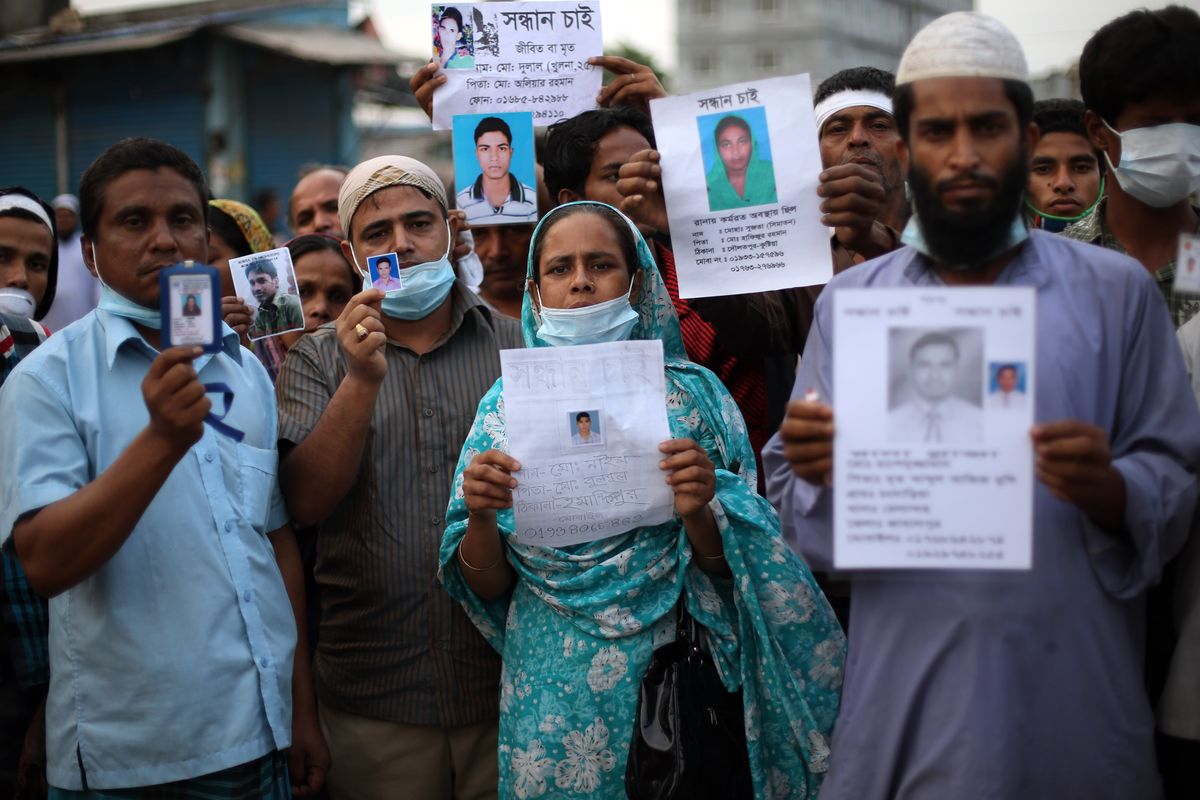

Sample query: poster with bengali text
[833,287,1036,569]
[501,340,674,547]
[651,74,832,298]
[432,1,603,130]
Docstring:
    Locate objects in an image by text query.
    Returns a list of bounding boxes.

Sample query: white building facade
[675,0,971,94]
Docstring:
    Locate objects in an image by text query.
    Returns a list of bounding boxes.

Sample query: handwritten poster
[431,1,603,130]
[501,340,674,547]
[651,74,832,299]
[832,287,1037,569]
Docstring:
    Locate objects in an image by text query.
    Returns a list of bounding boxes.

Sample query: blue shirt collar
[900,233,1052,289]
[98,309,244,371]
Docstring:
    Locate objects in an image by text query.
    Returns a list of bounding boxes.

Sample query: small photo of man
[696,106,779,213]
[568,409,603,447]
[452,112,538,226]
[987,362,1027,410]
[230,249,305,341]
[368,253,403,292]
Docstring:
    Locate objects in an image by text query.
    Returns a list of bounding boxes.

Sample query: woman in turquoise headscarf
[706,114,779,212]
[439,202,844,799]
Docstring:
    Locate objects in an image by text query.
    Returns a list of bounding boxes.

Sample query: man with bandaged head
[276,155,522,799]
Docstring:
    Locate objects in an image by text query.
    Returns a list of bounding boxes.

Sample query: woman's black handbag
[624,602,754,799]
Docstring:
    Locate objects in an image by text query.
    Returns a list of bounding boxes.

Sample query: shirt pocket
[236,441,280,530]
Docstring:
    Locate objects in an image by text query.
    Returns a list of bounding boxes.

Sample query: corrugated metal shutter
[244,50,339,209]
[0,73,58,199]
[66,41,207,191]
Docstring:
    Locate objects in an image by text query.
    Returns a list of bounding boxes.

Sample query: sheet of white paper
[432,1,603,130]
[1174,233,1200,295]
[832,287,1036,570]
[501,340,674,547]
[650,74,832,299]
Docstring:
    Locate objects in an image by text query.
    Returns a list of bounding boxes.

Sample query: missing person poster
[431,1,603,130]
[500,340,674,547]
[651,74,832,299]
[832,287,1037,570]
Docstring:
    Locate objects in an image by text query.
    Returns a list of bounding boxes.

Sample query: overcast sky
[73,0,1198,76]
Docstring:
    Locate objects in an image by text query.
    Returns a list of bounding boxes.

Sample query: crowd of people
[0,5,1199,800]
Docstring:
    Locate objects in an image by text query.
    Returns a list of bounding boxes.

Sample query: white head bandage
[896,11,1028,86]
[0,193,53,233]
[814,90,894,134]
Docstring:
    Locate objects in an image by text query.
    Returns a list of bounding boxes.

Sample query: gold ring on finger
[355,323,369,341]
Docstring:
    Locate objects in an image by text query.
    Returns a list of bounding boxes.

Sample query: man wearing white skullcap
[275,154,521,799]
[40,192,99,332]
[765,11,1200,798]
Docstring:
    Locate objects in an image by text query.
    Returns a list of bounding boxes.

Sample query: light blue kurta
[440,202,846,799]
[764,230,1200,799]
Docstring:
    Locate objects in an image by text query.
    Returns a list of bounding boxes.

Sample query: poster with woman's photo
[430,1,604,130]
[651,74,832,299]
[831,287,1036,570]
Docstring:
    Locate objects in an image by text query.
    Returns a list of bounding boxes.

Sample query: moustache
[936,174,1000,194]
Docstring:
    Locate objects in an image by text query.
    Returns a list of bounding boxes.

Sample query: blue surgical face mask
[901,212,1029,268]
[92,242,162,328]
[350,224,457,321]
[533,276,640,347]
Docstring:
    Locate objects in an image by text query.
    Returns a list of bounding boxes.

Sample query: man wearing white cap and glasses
[275,155,522,799]
[765,11,1200,798]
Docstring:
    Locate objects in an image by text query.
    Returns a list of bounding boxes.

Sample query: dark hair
[208,205,253,258]
[910,331,959,361]
[439,6,464,30]
[530,204,640,284]
[0,185,58,319]
[576,411,591,422]
[996,363,1018,376]
[713,115,751,148]
[543,108,656,201]
[1080,5,1200,126]
[287,233,357,284]
[244,259,277,279]
[474,116,512,145]
[1033,98,1087,138]
[79,138,208,241]
[893,79,1033,144]
[814,66,896,105]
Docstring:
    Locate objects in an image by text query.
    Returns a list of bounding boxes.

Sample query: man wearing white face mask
[1063,5,1200,330]
[0,186,56,800]
[275,155,522,799]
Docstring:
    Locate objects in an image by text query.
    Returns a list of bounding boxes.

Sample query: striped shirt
[276,285,522,726]
[1061,198,1200,329]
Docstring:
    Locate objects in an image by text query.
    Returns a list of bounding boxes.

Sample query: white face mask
[1103,120,1200,208]
[0,287,36,318]
[533,277,639,347]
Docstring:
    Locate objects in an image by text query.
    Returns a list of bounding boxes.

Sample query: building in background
[0,0,401,228]
[674,0,970,93]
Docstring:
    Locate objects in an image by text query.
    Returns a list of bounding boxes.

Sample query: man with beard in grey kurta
[763,11,1200,799]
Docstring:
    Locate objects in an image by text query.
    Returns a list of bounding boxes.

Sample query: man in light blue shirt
[0,138,327,798]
